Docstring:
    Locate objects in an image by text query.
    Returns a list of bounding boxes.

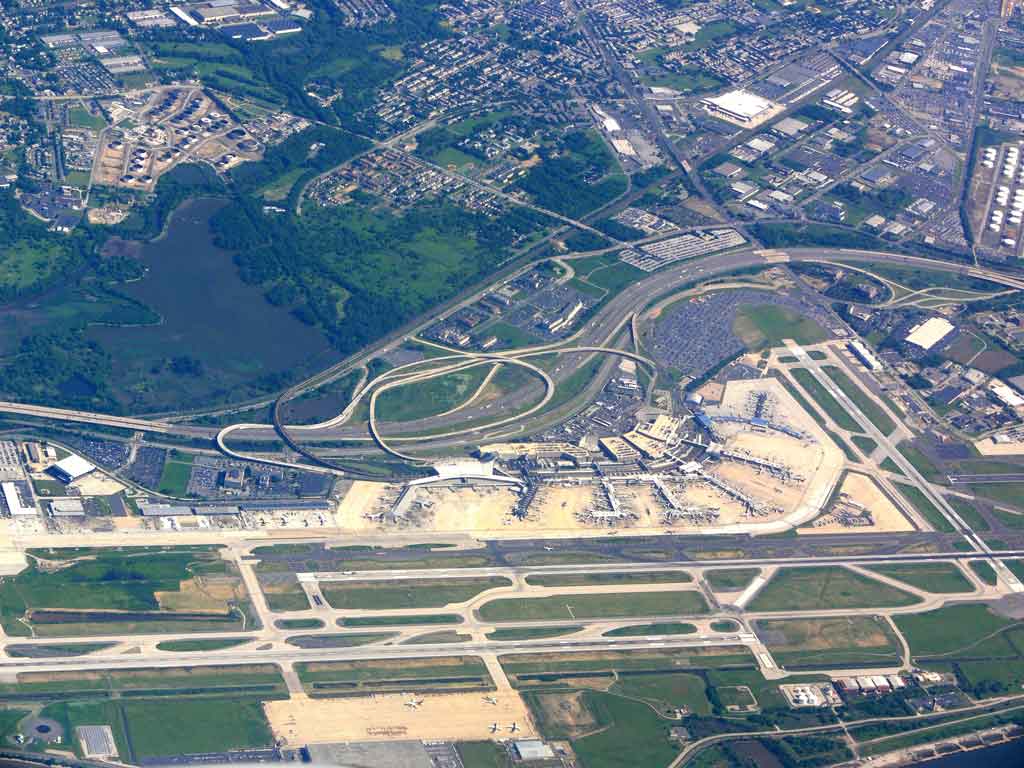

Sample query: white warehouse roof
[905,317,954,350]
[703,90,775,121]
[52,454,96,482]
[991,381,1024,408]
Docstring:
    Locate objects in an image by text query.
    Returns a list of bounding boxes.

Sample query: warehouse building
[1,482,35,516]
[848,340,883,371]
[702,90,781,127]
[50,455,96,484]
[904,317,955,350]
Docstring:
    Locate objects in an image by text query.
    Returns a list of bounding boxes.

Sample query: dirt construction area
[264,689,536,744]
[800,472,914,535]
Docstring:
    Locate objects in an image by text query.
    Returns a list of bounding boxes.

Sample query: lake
[89,197,336,412]
[911,738,1024,767]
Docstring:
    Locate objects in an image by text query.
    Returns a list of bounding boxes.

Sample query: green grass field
[894,483,954,532]
[261,578,310,612]
[296,656,490,692]
[342,614,464,627]
[867,563,973,593]
[122,699,273,758]
[570,692,682,768]
[155,638,249,652]
[604,622,697,637]
[733,305,829,350]
[822,366,897,434]
[755,616,903,668]
[487,626,582,641]
[157,453,195,496]
[969,560,999,585]
[274,618,324,630]
[0,546,243,636]
[894,605,1024,697]
[880,457,903,474]
[897,443,942,482]
[375,366,493,422]
[287,632,395,648]
[852,435,878,456]
[747,567,920,612]
[402,630,471,644]
[67,106,106,130]
[456,741,510,768]
[711,620,739,632]
[611,671,711,714]
[705,568,760,591]
[524,571,691,587]
[322,577,510,610]
[3,664,285,698]
[790,368,861,432]
[946,495,990,531]
[478,591,708,622]
[894,604,1020,657]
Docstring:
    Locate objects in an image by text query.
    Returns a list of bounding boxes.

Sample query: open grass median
[867,563,974,593]
[487,626,582,641]
[341,614,463,627]
[945,495,990,531]
[296,656,491,694]
[755,616,902,669]
[823,365,896,435]
[155,638,250,652]
[705,568,760,591]
[322,577,511,610]
[790,368,861,432]
[478,590,708,622]
[747,567,920,612]
[0,664,287,699]
[897,442,942,482]
[524,571,691,587]
[603,622,697,637]
[894,482,954,532]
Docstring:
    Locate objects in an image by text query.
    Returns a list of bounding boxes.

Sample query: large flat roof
[53,454,96,480]
[905,317,954,350]
[703,90,775,120]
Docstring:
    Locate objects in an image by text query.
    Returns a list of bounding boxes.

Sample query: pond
[88,197,336,411]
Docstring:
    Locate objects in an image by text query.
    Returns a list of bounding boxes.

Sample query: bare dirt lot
[264,689,535,744]
[800,472,914,535]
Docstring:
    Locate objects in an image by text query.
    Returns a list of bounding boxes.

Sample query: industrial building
[702,90,780,126]
[513,741,555,760]
[848,340,883,371]
[905,317,955,350]
[1,481,35,516]
[50,455,96,484]
[49,499,86,517]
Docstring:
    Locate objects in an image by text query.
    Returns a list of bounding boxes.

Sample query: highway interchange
[5,244,1023,472]
[4,242,1024,763]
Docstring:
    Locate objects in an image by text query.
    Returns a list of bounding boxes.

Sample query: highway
[4,245,1024,476]
[216,245,1024,466]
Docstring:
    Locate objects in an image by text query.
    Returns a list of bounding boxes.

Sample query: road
[5,245,1024,476]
